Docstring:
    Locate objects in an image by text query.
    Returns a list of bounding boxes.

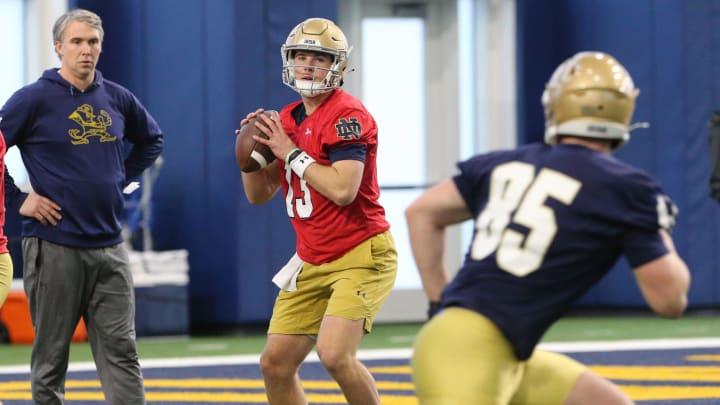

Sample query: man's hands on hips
[19,192,62,225]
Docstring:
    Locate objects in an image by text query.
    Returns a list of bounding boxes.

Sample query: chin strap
[293,80,333,97]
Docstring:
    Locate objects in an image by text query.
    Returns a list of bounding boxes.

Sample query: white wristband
[289,150,315,179]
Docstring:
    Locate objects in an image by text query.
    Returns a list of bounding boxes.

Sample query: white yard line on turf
[1,337,720,375]
[538,337,720,352]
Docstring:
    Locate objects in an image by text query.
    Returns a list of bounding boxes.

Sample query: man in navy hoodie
[0,8,163,404]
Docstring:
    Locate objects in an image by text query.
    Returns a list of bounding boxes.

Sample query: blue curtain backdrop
[75,0,338,330]
[58,0,720,330]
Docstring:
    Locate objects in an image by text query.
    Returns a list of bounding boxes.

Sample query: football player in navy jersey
[406,51,691,404]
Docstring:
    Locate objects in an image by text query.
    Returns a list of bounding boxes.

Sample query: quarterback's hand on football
[427,301,441,320]
[239,108,266,128]
[253,110,296,161]
[19,192,62,226]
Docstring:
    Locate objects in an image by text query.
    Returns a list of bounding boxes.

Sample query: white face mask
[282,50,347,97]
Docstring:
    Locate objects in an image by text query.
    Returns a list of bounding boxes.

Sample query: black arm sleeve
[710,112,720,204]
[4,165,28,214]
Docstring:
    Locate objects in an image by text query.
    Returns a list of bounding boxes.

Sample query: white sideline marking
[538,337,720,353]
[1,337,720,375]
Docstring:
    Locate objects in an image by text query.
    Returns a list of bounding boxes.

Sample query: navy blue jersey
[441,143,676,360]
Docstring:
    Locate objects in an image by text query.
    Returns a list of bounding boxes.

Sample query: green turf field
[0,314,718,367]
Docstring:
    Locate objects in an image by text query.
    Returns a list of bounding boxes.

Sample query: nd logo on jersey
[335,117,361,140]
[68,103,117,145]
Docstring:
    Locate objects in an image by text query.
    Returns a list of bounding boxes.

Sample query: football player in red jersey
[238,18,397,405]
[0,129,11,310]
[406,52,691,404]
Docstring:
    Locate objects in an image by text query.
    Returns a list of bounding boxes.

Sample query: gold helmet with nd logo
[281,18,352,97]
[542,51,642,150]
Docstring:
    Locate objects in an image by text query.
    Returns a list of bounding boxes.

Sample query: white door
[338,0,516,322]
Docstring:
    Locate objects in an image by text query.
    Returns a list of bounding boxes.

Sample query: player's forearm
[302,160,362,206]
[658,230,691,317]
[241,163,280,204]
[635,253,690,319]
[419,266,449,302]
[406,213,449,301]
[660,254,691,318]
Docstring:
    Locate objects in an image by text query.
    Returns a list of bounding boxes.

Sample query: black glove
[427,301,442,320]
[710,112,720,203]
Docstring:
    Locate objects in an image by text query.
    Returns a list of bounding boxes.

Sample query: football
[235,110,278,173]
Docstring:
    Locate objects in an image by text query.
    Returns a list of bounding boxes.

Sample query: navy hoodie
[0,68,164,248]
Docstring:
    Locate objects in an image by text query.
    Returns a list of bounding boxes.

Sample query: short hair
[53,8,104,44]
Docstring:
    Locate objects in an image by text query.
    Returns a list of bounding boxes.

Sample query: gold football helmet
[281,18,352,97]
[542,51,640,149]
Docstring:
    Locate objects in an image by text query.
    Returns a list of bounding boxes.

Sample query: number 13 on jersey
[285,165,313,218]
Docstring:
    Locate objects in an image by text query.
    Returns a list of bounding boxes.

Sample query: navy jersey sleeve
[618,172,676,267]
[622,229,668,268]
[452,152,504,217]
[329,143,366,163]
[621,171,677,231]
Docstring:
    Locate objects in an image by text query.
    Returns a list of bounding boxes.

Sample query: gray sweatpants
[23,237,146,404]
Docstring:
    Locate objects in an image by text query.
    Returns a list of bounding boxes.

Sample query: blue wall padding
[682,0,720,305]
[76,0,338,328]
[517,0,720,307]
[66,0,720,326]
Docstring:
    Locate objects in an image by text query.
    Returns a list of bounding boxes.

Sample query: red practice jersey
[0,130,8,254]
[278,90,390,264]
